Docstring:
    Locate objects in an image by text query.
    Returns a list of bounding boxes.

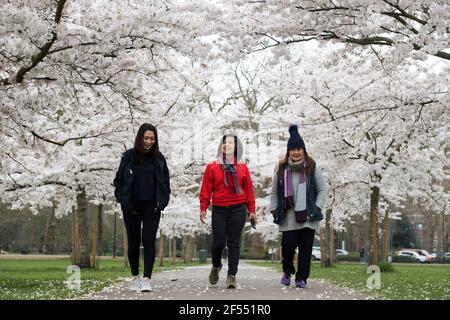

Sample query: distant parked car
[433,252,450,257]
[397,250,427,263]
[418,249,434,263]
[404,249,434,263]
[311,248,321,261]
[336,249,349,256]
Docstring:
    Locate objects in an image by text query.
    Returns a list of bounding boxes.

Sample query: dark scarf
[220,159,241,194]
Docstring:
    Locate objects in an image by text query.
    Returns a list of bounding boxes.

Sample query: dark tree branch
[27,126,127,147]
[164,87,185,116]
[262,2,450,61]
[47,41,98,55]
[6,180,67,192]
[382,0,427,25]
[1,0,67,85]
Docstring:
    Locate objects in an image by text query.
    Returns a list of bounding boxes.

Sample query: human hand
[200,211,206,223]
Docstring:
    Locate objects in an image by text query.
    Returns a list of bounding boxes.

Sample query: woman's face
[289,148,304,162]
[222,136,235,156]
[142,130,156,151]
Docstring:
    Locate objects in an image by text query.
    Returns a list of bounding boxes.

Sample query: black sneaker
[209,266,221,285]
[226,275,236,289]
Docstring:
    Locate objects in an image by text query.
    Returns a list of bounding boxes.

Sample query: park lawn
[0,258,199,300]
[250,261,450,300]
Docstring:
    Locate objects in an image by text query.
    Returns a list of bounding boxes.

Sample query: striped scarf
[222,163,241,194]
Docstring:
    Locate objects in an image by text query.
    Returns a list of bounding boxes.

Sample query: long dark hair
[279,150,315,176]
[216,134,243,163]
[134,123,160,159]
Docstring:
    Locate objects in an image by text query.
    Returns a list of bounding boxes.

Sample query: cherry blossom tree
[1,0,448,268]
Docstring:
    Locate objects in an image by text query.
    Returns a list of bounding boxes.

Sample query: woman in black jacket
[113,123,171,292]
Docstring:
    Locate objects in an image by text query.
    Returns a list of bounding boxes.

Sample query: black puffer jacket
[113,148,171,213]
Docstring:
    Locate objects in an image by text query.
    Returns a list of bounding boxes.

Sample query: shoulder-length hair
[279,150,316,176]
[216,134,244,163]
[134,123,161,158]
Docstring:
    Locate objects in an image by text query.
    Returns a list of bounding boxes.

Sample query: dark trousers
[281,228,315,282]
[211,203,247,276]
[123,201,160,278]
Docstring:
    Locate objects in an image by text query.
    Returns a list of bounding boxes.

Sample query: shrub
[378,261,394,272]
[336,253,360,262]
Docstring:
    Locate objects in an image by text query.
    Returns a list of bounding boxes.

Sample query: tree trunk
[113,211,117,258]
[123,223,128,267]
[183,235,192,263]
[168,236,172,264]
[71,206,77,265]
[440,214,450,253]
[330,227,336,264]
[76,188,91,268]
[319,227,324,267]
[422,209,436,253]
[252,233,266,258]
[321,209,334,267]
[42,204,57,255]
[169,237,177,265]
[188,236,195,261]
[182,235,188,263]
[98,204,103,256]
[369,186,380,266]
[382,210,389,262]
[171,238,176,265]
[445,215,450,252]
[159,232,165,267]
[193,241,197,260]
[91,205,98,268]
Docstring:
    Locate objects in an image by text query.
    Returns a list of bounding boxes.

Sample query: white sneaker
[140,277,152,292]
[129,275,141,292]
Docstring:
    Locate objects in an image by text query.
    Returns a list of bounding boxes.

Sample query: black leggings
[211,203,247,276]
[281,228,315,282]
[123,201,160,278]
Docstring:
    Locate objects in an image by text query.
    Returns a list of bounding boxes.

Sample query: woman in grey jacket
[271,125,326,288]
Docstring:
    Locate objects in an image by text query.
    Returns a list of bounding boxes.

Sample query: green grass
[250,261,450,300]
[0,258,199,300]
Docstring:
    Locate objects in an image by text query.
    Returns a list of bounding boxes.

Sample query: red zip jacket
[200,160,256,213]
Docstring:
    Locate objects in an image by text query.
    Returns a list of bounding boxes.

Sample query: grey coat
[270,163,326,231]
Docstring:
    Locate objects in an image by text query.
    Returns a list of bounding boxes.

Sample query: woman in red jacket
[200,134,256,289]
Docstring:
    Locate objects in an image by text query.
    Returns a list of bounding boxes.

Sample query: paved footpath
[79,261,371,300]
